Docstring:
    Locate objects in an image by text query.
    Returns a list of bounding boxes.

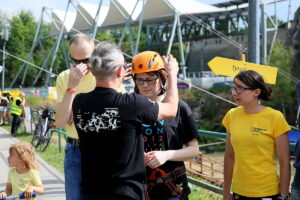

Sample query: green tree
[5,11,37,87]
[267,41,296,123]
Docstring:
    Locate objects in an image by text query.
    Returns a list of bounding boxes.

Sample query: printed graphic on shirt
[251,127,267,135]
[75,108,120,132]
[143,120,165,152]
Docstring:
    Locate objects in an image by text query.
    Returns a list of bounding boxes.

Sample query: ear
[254,88,261,97]
[116,66,123,78]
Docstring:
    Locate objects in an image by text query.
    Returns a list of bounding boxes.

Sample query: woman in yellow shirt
[223,70,291,200]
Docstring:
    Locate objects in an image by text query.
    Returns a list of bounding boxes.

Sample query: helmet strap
[157,71,166,96]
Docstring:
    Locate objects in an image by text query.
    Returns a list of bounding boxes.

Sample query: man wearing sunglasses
[55,34,126,200]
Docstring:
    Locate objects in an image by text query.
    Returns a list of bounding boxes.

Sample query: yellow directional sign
[208,57,278,84]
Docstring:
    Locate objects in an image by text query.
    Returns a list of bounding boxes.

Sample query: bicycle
[31,107,56,152]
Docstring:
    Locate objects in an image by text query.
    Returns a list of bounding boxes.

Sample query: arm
[56,64,88,128]
[24,184,45,199]
[156,54,179,121]
[20,99,26,107]
[275,132,290,196]
[223,133,234,200]
[145,138,199,169]
[0,183,12,198]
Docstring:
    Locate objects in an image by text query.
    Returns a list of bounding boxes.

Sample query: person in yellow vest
[10,92,26,134]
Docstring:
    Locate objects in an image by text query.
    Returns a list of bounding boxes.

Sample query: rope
[0,49,57,77]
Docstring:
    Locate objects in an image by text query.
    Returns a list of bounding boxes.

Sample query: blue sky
[1,0,300,22]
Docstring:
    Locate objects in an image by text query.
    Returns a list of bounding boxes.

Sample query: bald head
[19,92,25,99]
[69,33,95,59]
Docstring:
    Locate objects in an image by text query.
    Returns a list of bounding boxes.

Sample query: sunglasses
[71,57,90,65]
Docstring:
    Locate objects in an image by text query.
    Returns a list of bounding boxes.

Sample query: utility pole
[2,21,9,92]
[248,0,260,64]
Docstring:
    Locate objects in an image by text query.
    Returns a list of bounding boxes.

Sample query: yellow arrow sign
[208,57,278,84]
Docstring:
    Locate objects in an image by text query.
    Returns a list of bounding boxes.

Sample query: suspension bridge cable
[178,78,237,106]
[0,49,57,77]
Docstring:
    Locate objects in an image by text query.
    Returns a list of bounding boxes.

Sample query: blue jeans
[290,187,300,200]
[64,143,82,200]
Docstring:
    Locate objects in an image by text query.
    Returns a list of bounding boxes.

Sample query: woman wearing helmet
[132,51,199,200]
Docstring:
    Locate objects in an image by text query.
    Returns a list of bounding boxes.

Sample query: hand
[67,111,74,125]
[124,63,133,81]
[162,54,179,77]
[0,192,7,199]
[68,63,88,89]
[146,151,169,169]
[223,193,233,200]
[144,152,152,166]
[24,186,34,200]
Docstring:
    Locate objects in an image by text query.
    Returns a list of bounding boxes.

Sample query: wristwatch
[278,193,289,200]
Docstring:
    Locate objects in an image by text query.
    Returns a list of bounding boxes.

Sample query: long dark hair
[235,70,272,101]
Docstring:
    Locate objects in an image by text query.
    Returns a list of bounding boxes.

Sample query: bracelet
[278,193,289,200]
[66,88,76,94]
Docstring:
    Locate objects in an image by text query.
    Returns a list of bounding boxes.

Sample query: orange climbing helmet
[132,51,165,74]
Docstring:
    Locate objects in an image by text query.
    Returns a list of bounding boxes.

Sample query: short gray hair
[89,41,124,80]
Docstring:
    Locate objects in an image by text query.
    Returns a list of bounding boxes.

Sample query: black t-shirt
[143,100,198,199]
[72,87,159,199]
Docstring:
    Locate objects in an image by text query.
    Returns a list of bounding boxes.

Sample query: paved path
[0,127,66,199]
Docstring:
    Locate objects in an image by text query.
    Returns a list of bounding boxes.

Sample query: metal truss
[146,7,248,47]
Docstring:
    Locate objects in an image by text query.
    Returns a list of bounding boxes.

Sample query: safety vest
[10,97,23,116]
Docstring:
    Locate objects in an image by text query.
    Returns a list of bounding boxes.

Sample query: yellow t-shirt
[222,106,291,197]
[7,168,42,200]
[56,70,125,139]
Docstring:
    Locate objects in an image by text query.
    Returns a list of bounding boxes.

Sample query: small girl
[0,142,44,200]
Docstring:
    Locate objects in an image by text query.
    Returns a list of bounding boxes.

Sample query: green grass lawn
[2,125,65,173]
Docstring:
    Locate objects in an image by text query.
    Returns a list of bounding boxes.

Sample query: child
[0,142,44,200]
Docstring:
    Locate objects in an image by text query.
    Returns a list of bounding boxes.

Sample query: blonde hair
[9,142,39,170]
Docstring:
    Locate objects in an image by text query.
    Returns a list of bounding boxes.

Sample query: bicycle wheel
[39,128,52,152]
[31,122,42,148]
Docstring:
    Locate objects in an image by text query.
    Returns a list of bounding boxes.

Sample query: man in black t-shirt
[72,41,179,200]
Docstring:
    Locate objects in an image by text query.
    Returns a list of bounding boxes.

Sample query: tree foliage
[266,41,296,123]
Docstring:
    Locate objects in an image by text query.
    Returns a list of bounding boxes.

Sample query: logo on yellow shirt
[251,127,267,135]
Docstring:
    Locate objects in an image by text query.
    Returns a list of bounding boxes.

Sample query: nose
[141,81,149,87]
[231,90,238,96]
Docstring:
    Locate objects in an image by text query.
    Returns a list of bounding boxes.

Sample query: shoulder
[8,168,16,174]
[57,69,70,77]
[178,99,192,110]
[178,100,192,114]
[264,107,281,115]
[226,106,242,115]
[28,169,40,176]
[57,69,70,82]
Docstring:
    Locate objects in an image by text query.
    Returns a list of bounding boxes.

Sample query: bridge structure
[3,0,284,88]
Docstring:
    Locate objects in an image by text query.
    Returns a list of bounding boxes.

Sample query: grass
[189,185,223,200]
[2,125,65,173]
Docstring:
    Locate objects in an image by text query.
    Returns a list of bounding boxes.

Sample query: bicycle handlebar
[0,191,37,200]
